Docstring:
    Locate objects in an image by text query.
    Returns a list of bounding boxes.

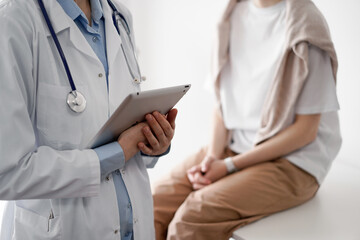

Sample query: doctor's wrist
[117,122,148,161]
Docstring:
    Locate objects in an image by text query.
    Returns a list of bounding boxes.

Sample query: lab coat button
[134,218,138,224]
[98,73,103,78]
[121,169,125,175]
[105,176,111,182]
[114,229,119,234]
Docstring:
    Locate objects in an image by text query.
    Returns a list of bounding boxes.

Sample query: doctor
[0,0,176,239]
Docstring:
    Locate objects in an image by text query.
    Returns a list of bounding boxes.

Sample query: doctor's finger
[138,142,153,155]
[166,108,178,130]
[146,114,168,144]
[153,111,174,139]
[142,126,160,150]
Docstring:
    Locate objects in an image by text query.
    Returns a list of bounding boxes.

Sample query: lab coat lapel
[42,0,99,62]
[41,0,71,36]
[102,0,122,68]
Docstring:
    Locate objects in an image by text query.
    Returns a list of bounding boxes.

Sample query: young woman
[152,0,341,239]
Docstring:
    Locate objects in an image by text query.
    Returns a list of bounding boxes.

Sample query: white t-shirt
[220,0,287,152]
[219,0,341,184]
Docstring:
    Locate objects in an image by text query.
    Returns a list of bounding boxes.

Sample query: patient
[152,0,341,239]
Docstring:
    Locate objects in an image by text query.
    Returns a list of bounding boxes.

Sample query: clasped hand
[186,155,228,190]
[118,109,177,161]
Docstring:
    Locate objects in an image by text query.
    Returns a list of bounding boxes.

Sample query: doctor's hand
[138,109,177,156]
[117,122,149,162]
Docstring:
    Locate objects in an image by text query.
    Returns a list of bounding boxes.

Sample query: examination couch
[230,160,360,240]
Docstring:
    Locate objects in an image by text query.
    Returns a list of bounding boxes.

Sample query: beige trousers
[152,147,319,240]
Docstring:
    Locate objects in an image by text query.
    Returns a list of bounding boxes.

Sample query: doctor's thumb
[167,108,178,129]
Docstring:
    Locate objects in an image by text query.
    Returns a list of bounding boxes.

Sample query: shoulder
[0,0,37,22]
[0,0,38,39]
[286,0,332,44]
[285,0,337,74]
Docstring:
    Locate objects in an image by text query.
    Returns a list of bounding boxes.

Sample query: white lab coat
[0,0,157,239]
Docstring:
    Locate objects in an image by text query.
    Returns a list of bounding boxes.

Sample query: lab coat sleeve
[95,142,126,179]
[0,5,100,200]
[142,156,159,169]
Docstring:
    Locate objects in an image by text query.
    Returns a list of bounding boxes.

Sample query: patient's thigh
[175,158,318,222]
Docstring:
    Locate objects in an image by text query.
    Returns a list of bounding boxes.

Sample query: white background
[1,0,360,232]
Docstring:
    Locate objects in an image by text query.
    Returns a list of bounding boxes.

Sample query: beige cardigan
[212,0,338,145]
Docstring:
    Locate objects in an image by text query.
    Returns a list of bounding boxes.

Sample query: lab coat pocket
[36,82,88,150]
[12,205,61,240]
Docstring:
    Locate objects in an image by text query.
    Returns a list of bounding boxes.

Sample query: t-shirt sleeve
[295,45,340,114]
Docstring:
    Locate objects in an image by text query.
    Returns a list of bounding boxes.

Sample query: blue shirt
[56,0,133,239]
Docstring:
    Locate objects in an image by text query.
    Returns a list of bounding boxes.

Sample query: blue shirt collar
[57,0,103,24]
[90,0,103,24]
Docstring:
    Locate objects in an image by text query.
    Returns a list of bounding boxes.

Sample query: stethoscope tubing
[108,0,142,83]
[107,0,130,35]
[38,0,143,113]
[37,0,77,92]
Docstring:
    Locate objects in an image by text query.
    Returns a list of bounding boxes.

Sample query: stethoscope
[37,0,145,113]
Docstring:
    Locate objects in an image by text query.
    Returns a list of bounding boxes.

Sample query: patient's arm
[187,107,229,189]
[232,114,321,170]
[207,106,230,159]
[201,114,322,184]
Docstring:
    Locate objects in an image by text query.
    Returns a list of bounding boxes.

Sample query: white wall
[312,0,360,169]
[1,0,359,231]
[127,0,227,182]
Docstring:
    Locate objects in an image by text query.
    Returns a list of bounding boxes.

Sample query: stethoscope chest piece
[38,0,143,114]
[67,91,86,113]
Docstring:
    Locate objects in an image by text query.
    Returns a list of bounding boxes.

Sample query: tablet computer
[87,84,191,148]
